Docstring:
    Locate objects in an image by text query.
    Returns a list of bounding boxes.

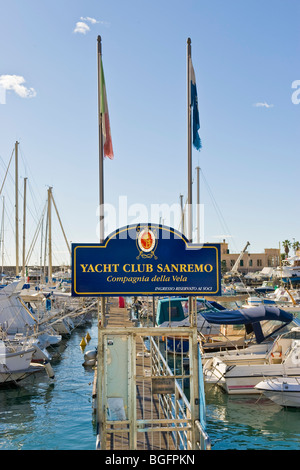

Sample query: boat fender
[83,359,96,367]
[84,349,97,361]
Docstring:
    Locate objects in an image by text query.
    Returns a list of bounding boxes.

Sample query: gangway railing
[150,334,210,450]
[95,326,210,450]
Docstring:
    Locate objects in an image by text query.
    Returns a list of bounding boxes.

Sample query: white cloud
[73,21,90,34]
[0,74,36,98]
[253,102,274,108]
[74,17,110,34]
[80,16,98,24]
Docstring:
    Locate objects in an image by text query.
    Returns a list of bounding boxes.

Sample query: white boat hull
[0,364,45,384]
[205,360,300,395]
[0,345,48,385]
[203,326,300,394]
[0,348,34,372]
[255,377,300,407]
[51,318,71,335]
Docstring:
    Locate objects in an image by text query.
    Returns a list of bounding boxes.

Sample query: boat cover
[156,299,294,344]
[201,305,294,344]
[201,305,293,326]
[156,297,225,325]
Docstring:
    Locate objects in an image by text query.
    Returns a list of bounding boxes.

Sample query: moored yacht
[203,326,300,394]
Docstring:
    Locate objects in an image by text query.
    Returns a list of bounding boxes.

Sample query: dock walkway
[94,298,177,450]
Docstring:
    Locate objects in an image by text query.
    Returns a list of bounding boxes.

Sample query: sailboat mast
[48,187,52,283]
[22,177,27,277]
[1,197,4,276]
[43,206,48,281]
[40,216,44,273]
[15,141,19,276]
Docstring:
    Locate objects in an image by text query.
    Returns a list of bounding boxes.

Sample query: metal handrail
[150,335,211,450]
[195,419,211,450]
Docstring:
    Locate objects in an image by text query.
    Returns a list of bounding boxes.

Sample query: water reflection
[205,383,300,449]
[0,321,98,450]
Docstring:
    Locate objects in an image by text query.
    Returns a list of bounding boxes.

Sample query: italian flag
[100,58,114,159]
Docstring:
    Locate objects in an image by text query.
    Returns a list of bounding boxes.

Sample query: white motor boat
[255,377,300,407]
[0,281,62,346]
[0,339,54,385]
[203,326,300,395]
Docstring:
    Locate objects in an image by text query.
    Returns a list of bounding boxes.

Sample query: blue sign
[71,224,221,297]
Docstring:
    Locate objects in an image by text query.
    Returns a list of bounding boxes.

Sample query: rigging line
[25,181,42,225]
[0,156,40,228]
[0,149,14,197]
[25,201,47,266]
[18,146,44,201]
[200,170,227,229]
[0,154,25,200]
[18,146,28,179]
[27,179,44,221]
[50,192,71,255]
[200,169,238,252]
[3,202,15,235]
[0,147,40,225]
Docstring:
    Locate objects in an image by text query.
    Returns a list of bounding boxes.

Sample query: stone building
[220,241,280,274]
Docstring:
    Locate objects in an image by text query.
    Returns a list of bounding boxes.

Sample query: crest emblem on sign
[136,226,158,259]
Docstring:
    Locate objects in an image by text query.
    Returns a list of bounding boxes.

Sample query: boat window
[259,320,288,338]
[167,306,182,319]
[281,330,300,340]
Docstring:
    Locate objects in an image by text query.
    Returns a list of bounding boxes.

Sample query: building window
[268,256,279,267]
[240,260,244,266]
[230,260,235,267]
[249,259,253,267]
[257,259,262,267]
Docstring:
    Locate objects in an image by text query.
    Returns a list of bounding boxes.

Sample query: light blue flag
[190,60,202,151]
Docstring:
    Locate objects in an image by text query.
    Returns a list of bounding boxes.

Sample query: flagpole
[187,38,192,244]
[97,38,106,440]
[187,38,194,329]
[196,166,200,243]
[187,40,200,429]
[97,35,106,332]
[97,35,104,244]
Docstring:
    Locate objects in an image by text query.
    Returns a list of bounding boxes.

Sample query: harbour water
[206,384,300,450]
[0,320,98,450]
[0,315,299,451]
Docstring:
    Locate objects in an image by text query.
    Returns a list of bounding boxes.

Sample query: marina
[0,295,299,450]
[0,0,299,454]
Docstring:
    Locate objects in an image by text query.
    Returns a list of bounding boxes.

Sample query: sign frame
[71,224,221,297]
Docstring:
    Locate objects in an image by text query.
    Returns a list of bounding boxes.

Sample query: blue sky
[0,0,299,266]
